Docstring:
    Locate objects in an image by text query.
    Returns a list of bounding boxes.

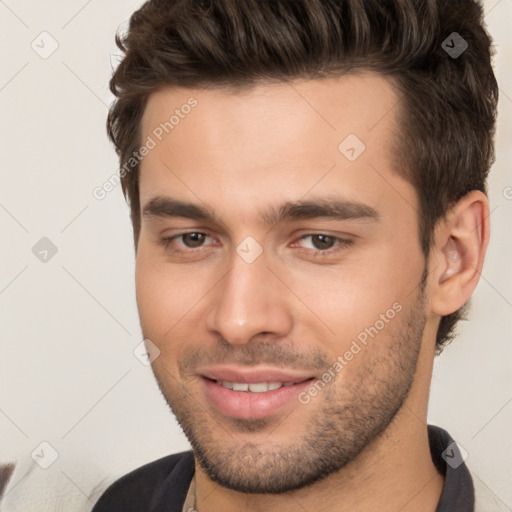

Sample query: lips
[198,365,315,419]
[216,381,297,392]
[198,365,314,384]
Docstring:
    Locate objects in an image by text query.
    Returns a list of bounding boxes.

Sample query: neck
[194,411,443,512]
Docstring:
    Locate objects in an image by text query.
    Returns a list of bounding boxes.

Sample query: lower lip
[201,377,313,420]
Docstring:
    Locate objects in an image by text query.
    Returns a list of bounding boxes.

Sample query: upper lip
[198,365,314,384]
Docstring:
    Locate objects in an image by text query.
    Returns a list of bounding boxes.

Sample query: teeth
[217,381,294,392]
[248,382,268,393]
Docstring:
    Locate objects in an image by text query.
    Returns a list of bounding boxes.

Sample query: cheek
[136,257,186,339]
[135,248,217,347]
[136,262,196,377]
[285,243,422,347]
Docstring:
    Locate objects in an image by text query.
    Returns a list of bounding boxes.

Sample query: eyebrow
[142,196,380,226]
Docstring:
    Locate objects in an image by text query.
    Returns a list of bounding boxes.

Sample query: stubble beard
[149,286,427,494]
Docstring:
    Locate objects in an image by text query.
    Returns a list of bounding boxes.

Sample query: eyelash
[159,232,353,257]
[293,234,353,257]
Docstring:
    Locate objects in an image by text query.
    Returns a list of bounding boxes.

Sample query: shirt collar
[428,425,474,511]
[182,425,474,512]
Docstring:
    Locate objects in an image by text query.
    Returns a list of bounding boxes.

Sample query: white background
[0,0,510,509]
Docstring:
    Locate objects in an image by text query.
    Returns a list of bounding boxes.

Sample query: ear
[429,190,490,317]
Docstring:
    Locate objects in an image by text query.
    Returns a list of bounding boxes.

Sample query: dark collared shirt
[93,425,477,512]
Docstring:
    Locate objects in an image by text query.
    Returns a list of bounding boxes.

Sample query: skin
[135,73,489,512]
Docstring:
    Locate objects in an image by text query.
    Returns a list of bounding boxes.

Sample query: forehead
[138,73,412,222]
[141,73,401,153]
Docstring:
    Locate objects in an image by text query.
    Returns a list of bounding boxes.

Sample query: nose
[205,250,294,346]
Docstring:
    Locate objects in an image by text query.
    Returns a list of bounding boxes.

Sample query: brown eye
[299,234,338,250]
[294,234,353,256]
[310,234,336,250]
[181,233,207,248]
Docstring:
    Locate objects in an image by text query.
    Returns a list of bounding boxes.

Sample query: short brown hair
[107,0,498,353]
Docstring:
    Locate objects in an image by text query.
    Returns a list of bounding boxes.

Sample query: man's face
[136,74,428,493]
